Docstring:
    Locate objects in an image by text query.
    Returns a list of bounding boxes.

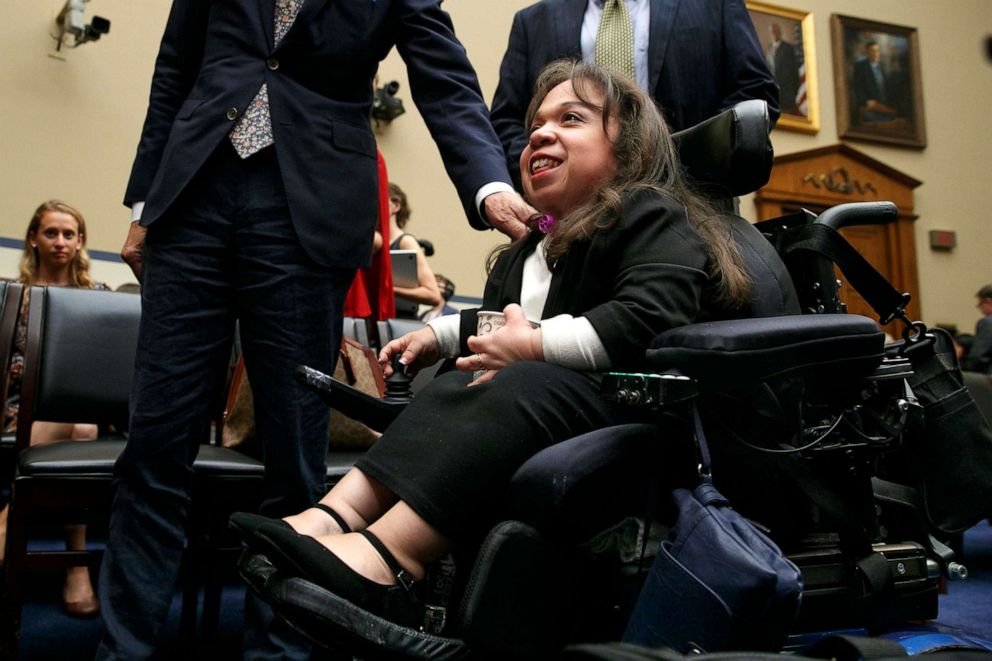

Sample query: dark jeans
[96,143,352,659]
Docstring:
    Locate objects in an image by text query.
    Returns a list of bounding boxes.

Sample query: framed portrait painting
[831,15,927,148]
[746,1,819,134]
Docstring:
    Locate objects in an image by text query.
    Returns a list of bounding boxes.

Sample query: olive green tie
[595,0,635,80]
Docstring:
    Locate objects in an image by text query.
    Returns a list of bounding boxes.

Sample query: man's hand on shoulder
[483,191,534,242]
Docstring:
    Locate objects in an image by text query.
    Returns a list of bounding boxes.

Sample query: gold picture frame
[746,1,820,134]
[831,14,927,149]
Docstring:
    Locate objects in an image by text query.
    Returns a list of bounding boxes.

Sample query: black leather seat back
[672,99,773,198]
[670,100,797,318]
[27,287,140,429]
[729,216,800,318]
[342,316,371,347]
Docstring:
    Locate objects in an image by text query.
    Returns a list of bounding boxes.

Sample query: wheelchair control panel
[600,372,698,408]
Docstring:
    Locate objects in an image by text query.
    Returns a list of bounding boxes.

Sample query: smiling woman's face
[520,80,619,219]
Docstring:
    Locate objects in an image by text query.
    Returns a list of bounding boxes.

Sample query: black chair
[239,101,961,658]
[0,286,266,651]
[0,281,25,479]
[344,315,373,348]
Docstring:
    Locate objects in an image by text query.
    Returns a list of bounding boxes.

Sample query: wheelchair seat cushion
[647,314,885,388]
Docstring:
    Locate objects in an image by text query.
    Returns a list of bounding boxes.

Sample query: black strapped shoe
[251,523,426,628]
[229,502,352,549]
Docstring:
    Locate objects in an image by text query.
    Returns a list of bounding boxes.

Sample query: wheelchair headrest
[672,99,773,198]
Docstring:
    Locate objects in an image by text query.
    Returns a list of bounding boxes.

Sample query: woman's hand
[456,304,543,385]
[378,326,441,377]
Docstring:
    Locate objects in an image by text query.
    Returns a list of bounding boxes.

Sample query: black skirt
[355,361,625,541]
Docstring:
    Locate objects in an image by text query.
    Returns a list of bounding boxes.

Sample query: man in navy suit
[766,22,800,114]
[965,285,992,374]
[851,40,897,123]
[491,0,779,189]
[97,1,533,658]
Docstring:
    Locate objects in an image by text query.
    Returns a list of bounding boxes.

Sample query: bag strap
[337,339,357,383]
[759,449,892,597]
[341,335,387,397]
[781,223,911,327]
[636,401,712,566]
[691,402,713,480]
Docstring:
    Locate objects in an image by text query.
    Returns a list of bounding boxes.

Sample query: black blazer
[851,58,888,108]
[126,0,511,268]
[490,0,779,189]
[458,190,732,369]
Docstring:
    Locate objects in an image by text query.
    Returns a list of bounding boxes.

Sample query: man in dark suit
[491,0,779,189]
[851,40,897,124]
[96,1,533,658]
[767,22,800,114]
[965,285,992,373]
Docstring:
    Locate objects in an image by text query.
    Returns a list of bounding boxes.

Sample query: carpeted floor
[12,520,992,659]
[936,519,992,640]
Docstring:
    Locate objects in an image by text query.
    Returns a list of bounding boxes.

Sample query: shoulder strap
[781,223,911,325]
[759,449,893,597]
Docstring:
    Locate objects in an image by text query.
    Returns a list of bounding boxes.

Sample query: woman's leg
[29,422,100,611]
[28,420,98,445]
[281,468,398,537]
[298,499,450,585]
[285,363,619,585]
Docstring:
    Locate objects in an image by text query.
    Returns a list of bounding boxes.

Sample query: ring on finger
[475,353,485,370]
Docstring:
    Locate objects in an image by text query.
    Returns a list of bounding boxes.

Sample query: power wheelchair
[237,100,986,659]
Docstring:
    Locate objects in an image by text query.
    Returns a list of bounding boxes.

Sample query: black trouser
[96,143,352,659]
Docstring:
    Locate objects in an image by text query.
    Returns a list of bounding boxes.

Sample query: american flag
[794,22,807,116]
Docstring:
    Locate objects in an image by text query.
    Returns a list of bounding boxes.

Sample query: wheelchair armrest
[295,365,406,433]
[646,314,885,389]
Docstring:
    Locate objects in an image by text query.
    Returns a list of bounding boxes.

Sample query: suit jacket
[490,0,779,188]
[770,40,799,113]
[456,189,735,369]
[126,0,511,268]
[966,315,992,374]
[851,58,887,108]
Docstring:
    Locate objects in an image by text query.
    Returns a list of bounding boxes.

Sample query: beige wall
[2,1,990,331]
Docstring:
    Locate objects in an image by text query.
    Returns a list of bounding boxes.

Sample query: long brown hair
[519,60,751,308]
[20,199,95,288]
[388,182,411,229]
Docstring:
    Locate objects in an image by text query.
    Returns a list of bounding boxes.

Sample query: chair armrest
[295,366,406,433]
[646,314,885,388]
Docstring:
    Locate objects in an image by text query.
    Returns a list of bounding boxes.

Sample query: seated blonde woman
[1,199,109,618]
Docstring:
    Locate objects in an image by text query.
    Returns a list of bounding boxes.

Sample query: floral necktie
[229,0,304,159]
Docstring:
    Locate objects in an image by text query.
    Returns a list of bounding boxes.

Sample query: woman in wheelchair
[231,60,755,627]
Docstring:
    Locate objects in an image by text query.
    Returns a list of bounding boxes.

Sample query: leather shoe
[230,503,351,549]
[253,524,424,628]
